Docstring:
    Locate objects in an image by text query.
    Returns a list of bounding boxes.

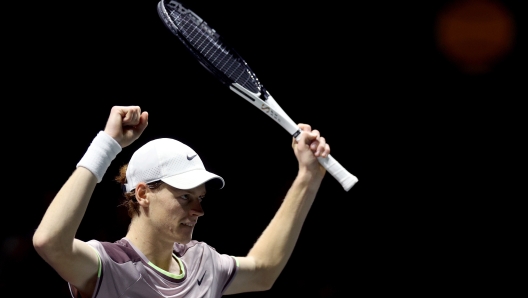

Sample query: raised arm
[224,123,330,294]
[32,106,148,297]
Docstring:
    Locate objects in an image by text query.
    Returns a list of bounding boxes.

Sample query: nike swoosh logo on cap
[187,154,197,160]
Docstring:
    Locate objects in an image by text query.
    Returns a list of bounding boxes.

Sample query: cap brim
[161,169,225,190]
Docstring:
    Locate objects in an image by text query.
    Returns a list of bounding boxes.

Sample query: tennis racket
[157,0,358,191]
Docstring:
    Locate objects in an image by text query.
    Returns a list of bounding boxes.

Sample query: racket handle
[318,154,358,191]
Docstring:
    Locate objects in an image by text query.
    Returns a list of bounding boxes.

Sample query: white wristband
[77,131,122,183]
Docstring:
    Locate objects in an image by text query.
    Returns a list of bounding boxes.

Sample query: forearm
[33,168,97,258]
[34,130,121,253]
[247,169,323,286]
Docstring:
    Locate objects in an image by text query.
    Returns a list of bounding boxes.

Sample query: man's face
[147,183,206,244]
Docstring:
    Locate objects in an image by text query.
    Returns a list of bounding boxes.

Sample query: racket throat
[231,83,268,102]
[260,87,269,100]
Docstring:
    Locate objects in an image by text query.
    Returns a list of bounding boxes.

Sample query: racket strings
[168,10,262,93]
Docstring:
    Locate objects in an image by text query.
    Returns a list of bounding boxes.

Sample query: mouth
[181,222,196,227]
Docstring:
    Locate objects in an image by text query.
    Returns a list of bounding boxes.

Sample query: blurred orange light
[435,0,515,74]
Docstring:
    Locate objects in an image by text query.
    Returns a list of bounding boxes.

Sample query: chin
[178,237,190,243]
[174,234,192,244]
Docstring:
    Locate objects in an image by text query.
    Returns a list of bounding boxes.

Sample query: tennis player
[33,105,331,297]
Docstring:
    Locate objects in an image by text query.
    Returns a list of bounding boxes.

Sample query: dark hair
[115,164,163,218]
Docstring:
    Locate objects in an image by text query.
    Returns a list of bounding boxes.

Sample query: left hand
[292,123,330,175]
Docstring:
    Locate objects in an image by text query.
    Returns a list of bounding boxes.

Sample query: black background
[1,0,524,296]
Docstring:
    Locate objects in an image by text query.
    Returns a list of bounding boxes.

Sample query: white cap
[124,138,224,192]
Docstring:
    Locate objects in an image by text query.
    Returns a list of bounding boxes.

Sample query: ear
[135,183,150,207]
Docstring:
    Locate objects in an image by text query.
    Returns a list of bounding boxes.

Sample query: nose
[190,199,204,217]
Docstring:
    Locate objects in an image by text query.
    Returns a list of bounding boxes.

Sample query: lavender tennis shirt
[69,238,239,297]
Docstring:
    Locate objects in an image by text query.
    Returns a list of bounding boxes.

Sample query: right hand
[292,123,329,177]
[104,106,149,148]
